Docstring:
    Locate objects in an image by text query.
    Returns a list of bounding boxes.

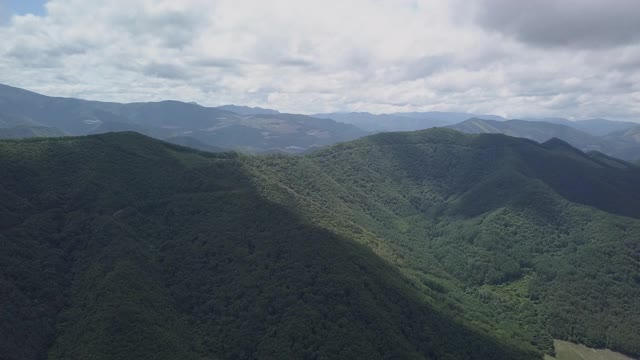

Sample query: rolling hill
[2,129,640,359]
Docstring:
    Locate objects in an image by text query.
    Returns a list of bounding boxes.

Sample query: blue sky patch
[5,0,46,17]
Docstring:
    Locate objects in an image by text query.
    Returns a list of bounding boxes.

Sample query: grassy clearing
[548,340,635,360]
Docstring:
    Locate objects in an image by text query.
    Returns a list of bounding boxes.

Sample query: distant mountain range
[525,117,639,136]
[448,118,640,162]
[1,83,639,160]
[0,84,365,153]
[215,104,281,115]
[313,111,639,137]
[311,111,506,132]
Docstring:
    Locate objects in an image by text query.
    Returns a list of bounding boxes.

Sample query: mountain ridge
[3,83,639,159]
[216,104,281,115]
[448,118,640,162]
[0,83,366,153]
[311,111,505,132]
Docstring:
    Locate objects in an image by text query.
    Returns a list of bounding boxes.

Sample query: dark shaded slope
[0,134,203,360]
[0,132,537,360]
[526,137,640,218]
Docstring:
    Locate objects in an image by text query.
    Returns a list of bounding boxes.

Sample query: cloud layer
[0,0,639,120]
[474,0,640,49]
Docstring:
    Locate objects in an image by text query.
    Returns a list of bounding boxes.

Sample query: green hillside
[2,129,640,359]
[290,129,640,354]
[0,132,537,360]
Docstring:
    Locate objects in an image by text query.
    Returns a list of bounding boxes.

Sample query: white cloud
[0,0,638,120]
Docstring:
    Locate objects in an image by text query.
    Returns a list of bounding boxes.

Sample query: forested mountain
[449,118,640,161]
[302,130,640,356]
[312,111,504,132]
[0,131,538,360]
[2,129,640,359]
[0,83,366,153]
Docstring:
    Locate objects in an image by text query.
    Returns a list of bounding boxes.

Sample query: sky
[0,0,45,19]
[0,0,639,120]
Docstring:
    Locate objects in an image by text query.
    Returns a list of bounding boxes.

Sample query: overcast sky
[1,0,639,120]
